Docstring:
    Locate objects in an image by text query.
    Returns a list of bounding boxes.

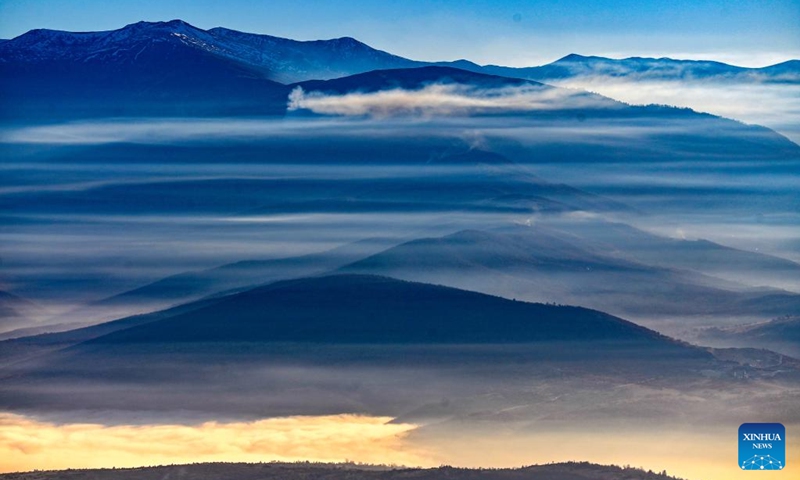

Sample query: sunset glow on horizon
[2,412,797,480]
[0,413,431,473]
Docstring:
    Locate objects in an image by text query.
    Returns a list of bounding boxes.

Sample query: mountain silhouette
[0,461,688,480]
[3,20,797,120]
[82,274,682,347]
[470,54,800,83]
[698,315,800,357]
[293,65,537,94]
[0,20,290,118]
[340,227,800,321]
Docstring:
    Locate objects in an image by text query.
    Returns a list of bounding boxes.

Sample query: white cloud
[287,84,617,118]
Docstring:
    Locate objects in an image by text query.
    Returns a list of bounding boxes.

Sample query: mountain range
[8,216,799,357]
[11,146,799,334]
[3,19,795,85]
[476,54,800,84]
[1,19,798,120]
[2,17,800,478]
[341,226,800,323]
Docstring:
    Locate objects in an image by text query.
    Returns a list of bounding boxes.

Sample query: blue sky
[1,0,798,67]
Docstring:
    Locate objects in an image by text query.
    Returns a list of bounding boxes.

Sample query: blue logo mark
[739,423,786,471]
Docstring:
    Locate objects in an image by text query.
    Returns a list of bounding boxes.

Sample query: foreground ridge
[0,461,686,480]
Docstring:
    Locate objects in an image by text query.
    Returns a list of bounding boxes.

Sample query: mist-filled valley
[2,113,798,332]
[1,15,799,480]
[2,109,799,478]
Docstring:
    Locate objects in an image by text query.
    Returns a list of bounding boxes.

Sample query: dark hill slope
[0,295,222,367]
[85,274,679,347]
[293,65,538,93]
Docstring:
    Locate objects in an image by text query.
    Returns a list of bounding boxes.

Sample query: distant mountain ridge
[2,20,797,119]
[697,315,800,357]
[476,54,800,83]
[2,20,795,84]
[0,19,419,84]
[340,226,800,321]
[205,25,419,83]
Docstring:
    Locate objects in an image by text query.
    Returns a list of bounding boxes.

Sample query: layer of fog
[0,116,730,146]
[2,115,798,330]
[550,77,800,143]
[1,342,798,478]
[0,118,361,145]
[1,84,798,479]
[1,211,483,309]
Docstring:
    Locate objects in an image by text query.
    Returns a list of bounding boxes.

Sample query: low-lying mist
[287,84,618,117]
[550,77,800,143]
[1,113,797,330]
